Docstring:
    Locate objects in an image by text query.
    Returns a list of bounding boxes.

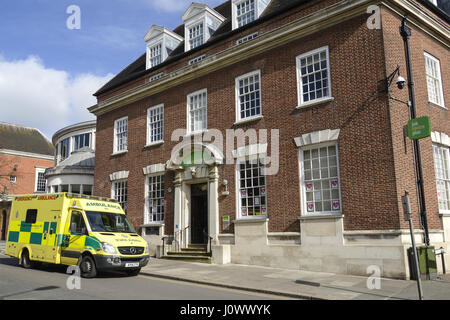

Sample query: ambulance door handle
[43,233,47,240]
[49,229,54,235]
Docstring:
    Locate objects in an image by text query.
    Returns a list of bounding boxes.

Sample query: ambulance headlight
[100,242,117,254]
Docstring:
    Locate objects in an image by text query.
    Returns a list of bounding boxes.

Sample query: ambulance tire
[79,254,98,278]
[126,268,141,277]
[21,249,37,269]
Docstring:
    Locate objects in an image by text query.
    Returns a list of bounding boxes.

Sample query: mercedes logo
[130,247,136,254]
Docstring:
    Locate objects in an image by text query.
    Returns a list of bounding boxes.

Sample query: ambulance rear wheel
[79,255,97,278]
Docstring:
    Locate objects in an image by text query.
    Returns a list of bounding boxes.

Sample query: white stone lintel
[294,129,340,148]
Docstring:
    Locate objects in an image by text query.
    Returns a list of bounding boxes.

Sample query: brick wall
[93,12,414,233]
[0,154,53,195]
[381,7,449,231]
[0,153,53,239]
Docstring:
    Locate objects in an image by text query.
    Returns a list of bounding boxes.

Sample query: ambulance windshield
[85,211,136,233]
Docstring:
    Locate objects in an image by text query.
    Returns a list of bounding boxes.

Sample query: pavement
[141,257,450,300]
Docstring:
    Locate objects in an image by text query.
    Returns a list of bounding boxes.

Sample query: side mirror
[70,222,77,234]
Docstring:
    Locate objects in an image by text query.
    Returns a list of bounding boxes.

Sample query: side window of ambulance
[70,211,87,235]
[25,209,37,224]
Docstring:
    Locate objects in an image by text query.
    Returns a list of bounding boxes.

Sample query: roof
[0,122,54,156]
[94,0,308,97]
[52,120,96,145]
[45,147,95,177]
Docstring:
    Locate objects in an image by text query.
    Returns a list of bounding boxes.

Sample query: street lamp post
[400,16,430,246]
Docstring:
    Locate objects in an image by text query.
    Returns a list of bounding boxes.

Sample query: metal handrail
[182,226,190,249]
[202,229,213,257]
[173,226,190,252]
[174,229,181,252]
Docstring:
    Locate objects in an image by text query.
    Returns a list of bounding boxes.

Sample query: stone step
[188,244,208,250]
[180,247,207,253]
[167,251,209,257]
[161,255,212,264]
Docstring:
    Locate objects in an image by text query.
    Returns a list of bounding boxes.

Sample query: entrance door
[1,210,6,241]
[190,183,208,244]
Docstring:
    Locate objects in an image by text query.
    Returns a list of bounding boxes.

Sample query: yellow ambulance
[5,193,150,278]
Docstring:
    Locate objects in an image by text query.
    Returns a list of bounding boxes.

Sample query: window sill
[233,217,268,224]
[428,101,447,110]
[141,223,165,227]
[111,150,128,157]
[184,130,209,138]
[439,211,450,217]
[234,115,264,126]
[298,213,343,220]
[296,97,334,109]
[145,141,164,148]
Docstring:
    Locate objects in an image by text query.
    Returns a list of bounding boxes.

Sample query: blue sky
[0,0,224,139]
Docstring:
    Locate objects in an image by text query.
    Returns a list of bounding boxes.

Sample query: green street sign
[408,116,431,140]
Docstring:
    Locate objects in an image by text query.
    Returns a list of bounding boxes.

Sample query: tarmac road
[0,253,292,300]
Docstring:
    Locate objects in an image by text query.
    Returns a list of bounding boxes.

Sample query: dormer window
[183,3,225,51]
[149,43,162,68]
[236,0,256,27]
[144,25,183,70]
[189,23,204,49]
[232,0,271,30]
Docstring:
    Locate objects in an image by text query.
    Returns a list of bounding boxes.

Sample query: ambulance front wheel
[79,254,97,278]
[21,249,39,269]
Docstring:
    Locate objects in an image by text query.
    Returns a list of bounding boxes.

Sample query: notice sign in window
[408,116,431,140]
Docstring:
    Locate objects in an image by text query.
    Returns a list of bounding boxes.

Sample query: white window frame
[187,89,208,134]
[149,72,164,82]
[235,70,262,123]
[236,155,268,220]
[232,0,258,30]
[433,143,450,214]
[298,142,342,216]
[189,54,206,65]
[145,174,165,224]
[424,52,445,108]
[147,104,164,146]
[112,179,128,212]
[59,137,70,162]
[296,46,332,107]
[35,168,47,193]
[114,116,128,154]
[236,0,256,28]
[10,175,16,183]
[236,32,258,45]
[148,42,163,68]
[187,22,205,50]
[73,133,91,151]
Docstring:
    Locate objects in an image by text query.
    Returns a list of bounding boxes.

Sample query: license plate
[125,262,139,268]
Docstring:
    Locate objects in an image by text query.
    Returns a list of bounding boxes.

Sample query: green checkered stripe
[8,221,57,245]
[8,221,101,250]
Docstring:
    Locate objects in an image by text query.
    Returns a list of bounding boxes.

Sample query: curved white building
[45,121,96,195]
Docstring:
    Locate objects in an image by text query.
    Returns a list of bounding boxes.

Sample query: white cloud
[0,55,113,140]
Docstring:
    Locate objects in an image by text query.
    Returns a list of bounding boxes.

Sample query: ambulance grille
[118,247,145,255]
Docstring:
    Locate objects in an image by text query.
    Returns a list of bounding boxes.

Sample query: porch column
[173,170,183,247]
[208,165,220,244]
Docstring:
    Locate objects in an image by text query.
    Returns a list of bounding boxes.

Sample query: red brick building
[0,122,54,240]
[89,0,449,278]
